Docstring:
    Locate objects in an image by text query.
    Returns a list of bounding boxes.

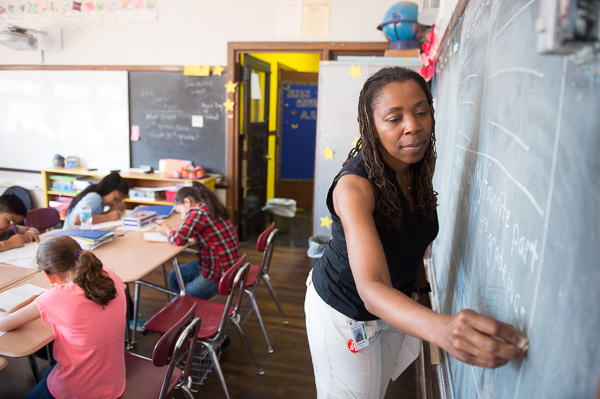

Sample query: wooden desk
[0,264,38,292]
[0,273,53,358]
[1,217,187,360]
[0,272,54,382]
[92,229,185,283]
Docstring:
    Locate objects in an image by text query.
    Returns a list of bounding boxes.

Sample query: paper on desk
[143,232,168,242]
[390,334,422,381]
[91,220,123,230]
[0,313,6,336]
[0,283,47,311]
[117,223,156,232]
[3,258,37,269]
[143,232,194,243]
[0,242,39,263]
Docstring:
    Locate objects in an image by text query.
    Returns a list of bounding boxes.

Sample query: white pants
[305,271,406,399]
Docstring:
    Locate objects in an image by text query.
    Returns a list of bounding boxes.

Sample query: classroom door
[276,70,318,208]
[238,55,271,241]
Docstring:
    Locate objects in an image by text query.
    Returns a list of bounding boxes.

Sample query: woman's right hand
[436,309,528,369]
[7,234,25,249]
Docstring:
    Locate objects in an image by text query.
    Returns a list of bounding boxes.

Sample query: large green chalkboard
[430,0,600,397]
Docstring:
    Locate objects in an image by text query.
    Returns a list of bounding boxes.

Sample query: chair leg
[27,354,40,383]
[161,263,172,302]
[130,282,141,348]
[229,316,265,375]
[124,284,132,349]
[262,274,288,325]
[202,342,231,399]
[178,385,195,399]
[245,290,274,353]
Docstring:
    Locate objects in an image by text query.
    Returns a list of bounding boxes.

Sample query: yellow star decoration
[323,146,334,160]
[351,137,359,147]
[212,65,224,76]
[224,80,238,93]
[223,98,235,112]
[348,65,362,80]
[320,215,333,229]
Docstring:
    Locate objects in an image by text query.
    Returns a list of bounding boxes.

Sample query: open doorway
[226,42,388,240]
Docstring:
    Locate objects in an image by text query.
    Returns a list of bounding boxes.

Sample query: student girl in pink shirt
[0,236,126,399]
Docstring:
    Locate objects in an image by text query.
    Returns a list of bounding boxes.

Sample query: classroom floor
[0,208,419,398]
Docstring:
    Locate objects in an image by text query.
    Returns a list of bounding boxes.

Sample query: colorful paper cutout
[223,98,235,112]
[291,124,298,129]
[348,65,362,80]
[212,66,224,76]
[130,125,140,141]
[419,28,439,82]
[225,80,238,93]
[320,215,333,229]
[323,146,334,160]
[183,65,210,76]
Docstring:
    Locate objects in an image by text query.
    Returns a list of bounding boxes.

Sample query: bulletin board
[278,82,318,181]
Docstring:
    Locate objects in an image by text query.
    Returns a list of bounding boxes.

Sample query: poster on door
[279,83,317,181]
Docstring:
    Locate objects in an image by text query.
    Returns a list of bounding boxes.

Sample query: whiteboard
[0,70,129,171]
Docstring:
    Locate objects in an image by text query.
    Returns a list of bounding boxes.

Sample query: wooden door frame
[225,41,389,227]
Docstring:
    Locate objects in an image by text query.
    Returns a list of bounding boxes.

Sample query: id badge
[349,320,369,351]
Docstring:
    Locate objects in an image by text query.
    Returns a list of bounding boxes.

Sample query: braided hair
[344,67,438,230]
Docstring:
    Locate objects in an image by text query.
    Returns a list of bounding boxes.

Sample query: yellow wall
[250,53,321,200]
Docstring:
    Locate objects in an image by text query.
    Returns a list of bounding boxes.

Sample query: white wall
[1,0,398,66]
[0,0,459,209]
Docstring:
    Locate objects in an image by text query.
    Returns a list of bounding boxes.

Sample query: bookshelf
[41,168,216,218]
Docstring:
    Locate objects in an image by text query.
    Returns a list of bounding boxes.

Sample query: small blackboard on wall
[129,71,227,176]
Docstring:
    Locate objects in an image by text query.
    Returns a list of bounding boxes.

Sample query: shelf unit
[41,168,216,216]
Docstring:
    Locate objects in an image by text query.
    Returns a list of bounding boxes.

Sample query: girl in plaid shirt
[157,181,240,299]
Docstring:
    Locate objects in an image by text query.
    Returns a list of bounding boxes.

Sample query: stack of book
[130,205,174,219]
[123,210,157,228]
[48,229,115,251]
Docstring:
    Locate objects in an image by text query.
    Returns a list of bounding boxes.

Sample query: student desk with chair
[0,213,190,383]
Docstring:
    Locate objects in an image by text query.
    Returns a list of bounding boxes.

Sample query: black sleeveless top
[312,153,439,321]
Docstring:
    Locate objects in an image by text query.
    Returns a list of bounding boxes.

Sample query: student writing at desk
[0,236,126,399]
[156,181,240,300]
[0,194,40,252]
[63,172,129,228]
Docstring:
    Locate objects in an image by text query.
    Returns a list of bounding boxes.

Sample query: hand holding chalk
[435,309,528,369]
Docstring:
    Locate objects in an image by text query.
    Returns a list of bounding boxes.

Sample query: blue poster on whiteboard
[279,83,318,181]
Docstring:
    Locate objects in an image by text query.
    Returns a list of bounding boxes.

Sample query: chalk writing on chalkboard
[129,72,227,176]
[430,0,600,398]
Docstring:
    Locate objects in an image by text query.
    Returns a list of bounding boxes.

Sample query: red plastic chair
[24,208,61,232]
[142,254,264,399]
[244,222,288,353]
[121,303,201,399]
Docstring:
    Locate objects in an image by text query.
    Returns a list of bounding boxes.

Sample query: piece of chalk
[517,337,529,352]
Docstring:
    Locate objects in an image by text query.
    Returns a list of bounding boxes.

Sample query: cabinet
[41,168,216,218]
